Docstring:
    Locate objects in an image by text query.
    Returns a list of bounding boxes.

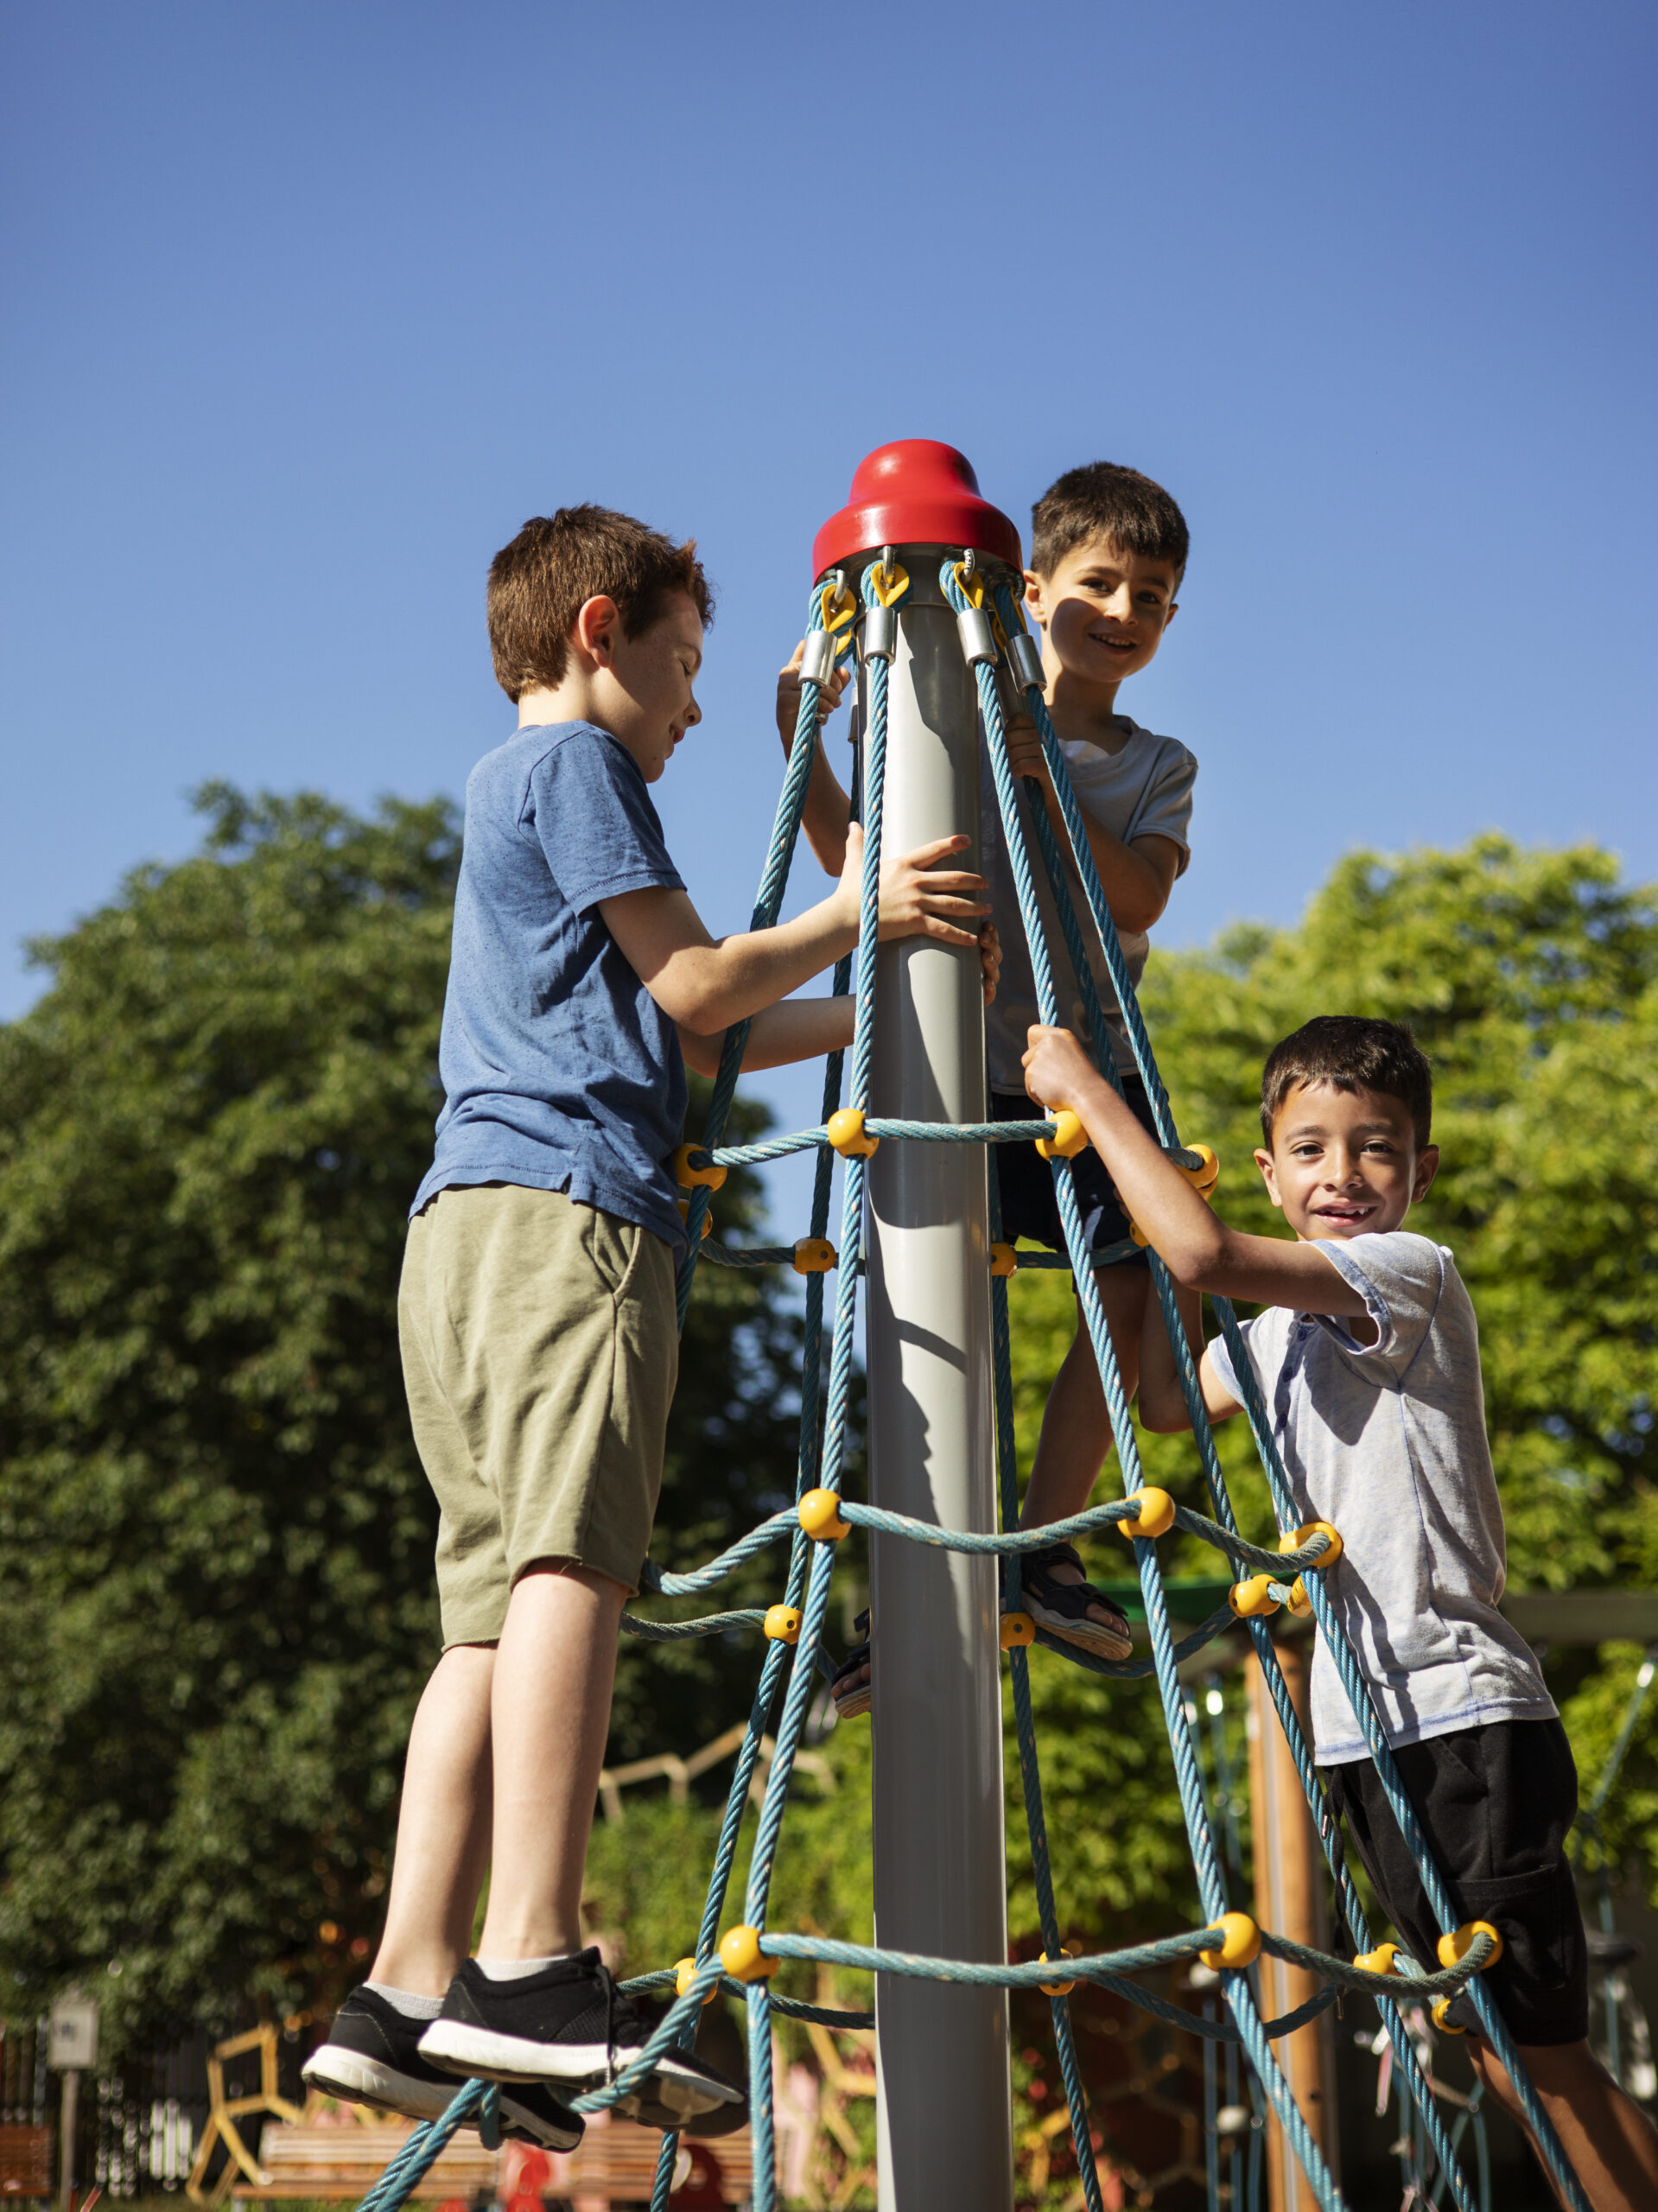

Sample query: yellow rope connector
[1035,1109,1088,1160]
[672,1143,727,1192]
[798,1488,851,1541]
[1354,1942,1399,1978]
[764,1604,803,1644]
[1179,1143,1220,1196]
[1280,1521,1344,1570]
[1437,1920,1504,1972]
[1229,1574,1281,1619]
[676,1200,713,1240]
[820,577,859,635]
[674,1956,720,2005]
[989,1242,1019,1278]
[1431,1997,1466,2035]
[791,1237,836,1274]
[1000,1611,1036,1649]
[1115,1487,1176,1541]
[867,555,910,607]
[827,1108,879,1158]
[1199,1912,1261,1971]
[1039,1948,1077,1996]
[718,1924,778,1983]
[1285,1576,1314,1618]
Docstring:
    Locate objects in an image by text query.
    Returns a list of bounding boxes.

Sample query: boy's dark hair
[1261,1017,1432,1147]
[1030,461,1189,582]
[487,506,715,702]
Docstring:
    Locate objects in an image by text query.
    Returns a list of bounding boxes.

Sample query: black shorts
[1323,1718,1588,2045]
[990,1078,1156,1266]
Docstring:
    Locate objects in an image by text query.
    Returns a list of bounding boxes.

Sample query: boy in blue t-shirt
[305,506,997,2145]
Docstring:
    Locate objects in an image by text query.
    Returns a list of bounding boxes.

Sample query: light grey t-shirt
[1210,1230,1555,1765]
[981,717,1196,1090]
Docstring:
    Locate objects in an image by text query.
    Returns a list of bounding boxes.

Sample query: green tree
[0,787,804,2050]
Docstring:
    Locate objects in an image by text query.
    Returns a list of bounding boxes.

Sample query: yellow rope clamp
[989,1242,1019,1278]
[1035,1109,1088,1160]
[1285,1576,1314,1618]
[1115,1486,1176,1541]
[1039,1948,1077,1997]
[764,1604,803,1644]
[672,1143,727,1192]
[675,1956,720,2005]
[797,1488,852,1541]
[1354,1942,1399,1978]
[1438,1920,1504,1972]
[867,556,911,607]
[1199,1912,1261,1971]
[1000,1611,1036,1649]
[1431,1997,1466,2036]
[676,1200,713,1240]
[1229,1574,1281,1619]
[718,1925,778,1983]
[1280,1521,1344,1570]
[819,577,859,636]
[791,1237,836,1275]
[1179,1142,1221,1196]
[827,1107,880,1158]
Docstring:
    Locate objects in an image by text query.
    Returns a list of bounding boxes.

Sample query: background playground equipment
[355,443,1596,2212]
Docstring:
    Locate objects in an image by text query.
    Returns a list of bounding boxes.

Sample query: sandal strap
[1026,1539,1083,1576]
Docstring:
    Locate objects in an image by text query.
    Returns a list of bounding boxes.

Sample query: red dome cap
[812,441,1023,581]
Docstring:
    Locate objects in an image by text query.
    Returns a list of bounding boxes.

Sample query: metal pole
[865,552,1013,2212]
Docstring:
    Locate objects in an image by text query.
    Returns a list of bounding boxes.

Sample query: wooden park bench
[0,2126,53,2202]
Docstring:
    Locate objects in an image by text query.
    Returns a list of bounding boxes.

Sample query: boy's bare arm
[1136,1277,1242,1433]
[677,997,854,1078]
[777,646,854,874]
[1004,716,1181,935]
[1020,1026,1372,1318]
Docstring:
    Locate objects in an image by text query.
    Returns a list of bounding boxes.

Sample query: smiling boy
[1021,1013,1658,2212]
[304,506,996,2142]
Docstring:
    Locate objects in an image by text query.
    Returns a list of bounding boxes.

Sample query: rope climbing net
[359,557,1591,2212]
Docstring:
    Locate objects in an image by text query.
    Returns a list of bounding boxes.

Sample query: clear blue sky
[3,3,1654,1221]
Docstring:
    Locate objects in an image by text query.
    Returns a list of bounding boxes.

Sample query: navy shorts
[989,1078,1157,1266]
[1323,1718,1588,2045]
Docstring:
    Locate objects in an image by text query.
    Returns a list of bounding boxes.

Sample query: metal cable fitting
[861,605,898,664]
[956,607,998,667]
[800,632,837,685]
[1009,632,1045,690]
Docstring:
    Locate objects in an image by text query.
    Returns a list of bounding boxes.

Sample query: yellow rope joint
[791,1237,836,1274]
[1281,1520,1344,1570]
[1039,1948,1077,1996]
[1000,1611,1036,1649]
[718,1925,777,1983]
[1199,1912,1261,1971]
[1034,1108,1088,1160]
[989,1242,1019,1278]
[1438,1920,1503,1971]
[672,1143,727,1192]
[1115,1487,1176,1541]
[764,1605,803,1645]
[827,1108,879,1158]
[797,1489,851,1541]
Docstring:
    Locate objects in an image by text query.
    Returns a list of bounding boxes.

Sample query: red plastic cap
[812,441,1023,582]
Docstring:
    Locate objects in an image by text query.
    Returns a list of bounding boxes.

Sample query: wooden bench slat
[235,2120,752,2202]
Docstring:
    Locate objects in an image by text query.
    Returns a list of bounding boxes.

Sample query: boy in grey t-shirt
[1021,1012,1658,2211]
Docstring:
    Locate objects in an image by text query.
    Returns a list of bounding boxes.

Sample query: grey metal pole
[864,552,1014,2212]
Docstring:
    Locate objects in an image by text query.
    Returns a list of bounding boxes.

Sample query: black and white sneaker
[419,1955,745,2130]
[302,1986,583,2151]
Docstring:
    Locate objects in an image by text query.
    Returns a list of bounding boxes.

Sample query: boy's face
[1025,536,1179,692]
[588,589,705,782]
[1255,1081,1439,1243]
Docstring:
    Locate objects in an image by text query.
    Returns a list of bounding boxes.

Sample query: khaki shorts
[399,1183,678,1643]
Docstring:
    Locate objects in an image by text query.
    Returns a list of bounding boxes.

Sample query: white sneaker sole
[302,2047,454,2120]
[418,2020,739,2114]
[1023,1598,1134,1661]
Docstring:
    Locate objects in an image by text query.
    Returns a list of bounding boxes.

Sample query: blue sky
[3,2,1655,1225]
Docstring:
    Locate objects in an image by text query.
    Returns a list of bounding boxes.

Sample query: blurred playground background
[2,5,1655,2209]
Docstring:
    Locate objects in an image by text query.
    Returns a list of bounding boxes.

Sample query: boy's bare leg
[371,1643,497,1996]
[478,1560,628,1961]
[1019,1265,1153,1624]
[1468,2037,1658,2211]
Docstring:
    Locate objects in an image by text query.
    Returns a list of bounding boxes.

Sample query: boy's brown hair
[1261,1016,1433,1148]
[1030,461,1189,582]
[487,506,715,702]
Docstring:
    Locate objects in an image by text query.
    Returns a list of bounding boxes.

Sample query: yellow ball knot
[791,1236,836,1275]
[672,1142,727,1192]
[1280,1520,1343,1570]
[1431,1996,1467,2035]
[1115,1487,1176,1541]
[1229,1574,1281,1619]
[797,1488,851,1541]
[1034,1108,1088,1160]
[826,1108,879,1158]
[718,1924,777,1983]
[674,1955,719,2004]
[1199,1912,1261,1972]
[1179,1143,1220,1197]
[1128,1218,1151,1248]
[1000,1611,1036,1649]
[675,1199,713,1239]
[1437,1919,1503,1972]
[1039,1948,1077,1996]
[1286,1576,1313,1618]
[1354,1942,1399,1978]
[764,1604,803,1645]
[989,1242,1019,1278]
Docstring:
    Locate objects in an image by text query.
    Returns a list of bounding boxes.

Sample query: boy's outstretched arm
[1020,1025,1372,1319]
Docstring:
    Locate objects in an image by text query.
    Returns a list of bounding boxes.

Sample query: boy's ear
[1254,1146,1285,1211]
[1022,569,1049,627]
[1412,1144,1440,1203]
[573,594,620,667]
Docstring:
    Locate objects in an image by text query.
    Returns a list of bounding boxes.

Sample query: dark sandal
[830,1610,871,1719]
[1013,1541,1134,1661]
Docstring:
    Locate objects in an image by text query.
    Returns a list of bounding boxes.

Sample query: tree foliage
[0,787,804,2048]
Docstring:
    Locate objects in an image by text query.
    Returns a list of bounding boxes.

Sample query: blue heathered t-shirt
[411,721,689,1252]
